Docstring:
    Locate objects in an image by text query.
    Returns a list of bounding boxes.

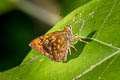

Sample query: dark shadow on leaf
[64,31,96,63]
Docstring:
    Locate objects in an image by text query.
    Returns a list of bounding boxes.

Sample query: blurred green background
[0,9,51,71]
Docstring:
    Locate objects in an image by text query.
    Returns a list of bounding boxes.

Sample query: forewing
[29,31,61,55]
[29,31,69,62]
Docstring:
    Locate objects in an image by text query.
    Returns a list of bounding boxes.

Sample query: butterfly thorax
[64,24,74,43]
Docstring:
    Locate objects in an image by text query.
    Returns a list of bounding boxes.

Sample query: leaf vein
[73,50,120,80]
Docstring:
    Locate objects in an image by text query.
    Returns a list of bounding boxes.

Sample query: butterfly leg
[70,44,77,52]
[74,34,88,44]
[68,48,71,55]
[63,55,67,61]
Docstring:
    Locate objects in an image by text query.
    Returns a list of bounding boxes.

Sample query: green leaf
[79,51,120,80]
[0,0,15,14]
[60,0,91,16]
[0,0,120,80]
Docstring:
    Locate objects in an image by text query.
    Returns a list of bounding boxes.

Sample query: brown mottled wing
[29,31,69,62]
[47,32,69,62]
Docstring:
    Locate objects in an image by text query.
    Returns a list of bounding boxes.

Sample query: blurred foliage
[0,10,35,71]
[0,0,15,14]
[0,10,50,71]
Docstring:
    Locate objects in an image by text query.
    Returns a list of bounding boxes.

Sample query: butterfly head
[64,24,74,42]
[64,24,72,32]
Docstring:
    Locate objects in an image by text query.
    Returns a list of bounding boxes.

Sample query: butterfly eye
[67,24,72,31]
[64,24,72,32]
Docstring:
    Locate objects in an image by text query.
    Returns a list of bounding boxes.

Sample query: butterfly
[29,24,88,62]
